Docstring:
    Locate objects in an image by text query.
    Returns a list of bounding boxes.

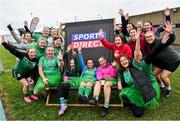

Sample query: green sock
[104,101,109,108]
[94,94,99,100]
[64,99,67,104]
[78,85,85,95]
[84,86,92,98]
[59,97,65,104]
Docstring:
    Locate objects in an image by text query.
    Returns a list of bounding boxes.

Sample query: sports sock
[104,101,109,108]
[84,86,92,98]
[78,85,85,95]
[94,94,99,100]
[166,85,171,90]
[59,97,65,104]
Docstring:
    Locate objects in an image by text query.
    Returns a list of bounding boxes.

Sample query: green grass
[0,45,180,120]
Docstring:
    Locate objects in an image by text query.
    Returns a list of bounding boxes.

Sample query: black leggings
[57,83,70,99]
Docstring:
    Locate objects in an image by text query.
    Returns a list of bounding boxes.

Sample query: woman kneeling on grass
[34,46,62,96]
[1,36,39,103]
[118,31,160,117]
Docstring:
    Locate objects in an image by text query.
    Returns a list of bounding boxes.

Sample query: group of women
[1,7,180,118]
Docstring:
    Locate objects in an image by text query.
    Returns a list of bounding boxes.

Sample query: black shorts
[154,61,180,72]
[12,70,30,80]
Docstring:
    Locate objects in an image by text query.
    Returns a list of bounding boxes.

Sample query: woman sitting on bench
[77,47,97,103]
[57,46,81,116]
[89,56,118,117]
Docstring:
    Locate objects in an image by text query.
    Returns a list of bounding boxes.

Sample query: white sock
[166,85,171,90]
[61,104,66,107]
[160,82,165,88]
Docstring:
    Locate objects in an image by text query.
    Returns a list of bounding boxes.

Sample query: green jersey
[122,70,134,86]
[33,33,43,41]
[2,42,38,79]
[82,69,96,80]
[14,57,37,75]
[54,47,64,56]
[32,33,49,42]
[38,56,60,76]
[26,43,45,59]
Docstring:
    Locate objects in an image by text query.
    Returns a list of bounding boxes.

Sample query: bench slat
[46,89,123,107]
[46,103,123,107]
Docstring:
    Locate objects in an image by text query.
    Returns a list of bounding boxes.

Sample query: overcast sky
[0,0,179,31]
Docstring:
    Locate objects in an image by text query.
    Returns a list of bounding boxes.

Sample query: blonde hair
[27,47,36,53]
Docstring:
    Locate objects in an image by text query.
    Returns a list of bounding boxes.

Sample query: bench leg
[46,91,51,106]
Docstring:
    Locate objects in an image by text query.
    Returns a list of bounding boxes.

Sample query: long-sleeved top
[78,53,96,81]
[100,38,132,66]
[9,30,23,44]
[63,53,81,77]
[127,36,150,57]
[141,15,171,38]
[13,42,45,59]
[9,26,32,44]
[2,42,38,78]
[121,15,131,43]
[150,33,180,67]
[96,63,117,80]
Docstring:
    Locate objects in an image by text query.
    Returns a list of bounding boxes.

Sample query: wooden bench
[46,86,123,107]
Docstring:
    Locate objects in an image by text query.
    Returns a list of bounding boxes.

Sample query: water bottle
[29,80,34,92]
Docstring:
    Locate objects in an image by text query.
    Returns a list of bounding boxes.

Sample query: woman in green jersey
[34,46,62,95]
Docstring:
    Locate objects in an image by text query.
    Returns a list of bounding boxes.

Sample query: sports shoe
[24,96,32,103]
[58,104,67,116]
[31,95,39,100]
[77,94,84,104]
[101,107,109,117]
[165,90,172,98]
[89,97,99,106]
[160,87,165,94]
[82,96,88,103]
